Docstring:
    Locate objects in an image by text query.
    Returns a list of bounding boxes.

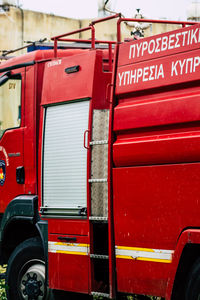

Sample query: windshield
[0,78,21,139]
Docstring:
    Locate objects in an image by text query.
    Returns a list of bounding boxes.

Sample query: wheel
[6,237,51,300]
[185,257,200,300]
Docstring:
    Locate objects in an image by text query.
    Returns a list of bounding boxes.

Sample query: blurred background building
[0,0,199,60]
[187,0,200,21]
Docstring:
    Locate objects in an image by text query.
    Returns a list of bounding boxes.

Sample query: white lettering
[143,67,149,81]
[168,34,175,50]
[136,43,142,57]
[124,71,130,85]
[157,64,164,79]
[149,65,155,80]
[141,41,148,56]
[155,38,161,53]
[171,56,200,77]
[182,31,187,46]
[161,36,168,51]
[175,33,181,48]
[186,57,193,73]
[171,61,178,76]
[148,39,156,54]
[187,30,190,45]
[136,68,143,83]
[47,59,61,67]
[193,56,200,72]
[118,72,124,86]
[130,70,136,84]
[191,28,198,44]
[129,45,136,59]
[179,59,186,75]
[128,27,200,61]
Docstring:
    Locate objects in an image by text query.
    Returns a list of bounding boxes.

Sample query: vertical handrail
[54,39,57,58]
[91,25,95,49]
[108,43,112,72]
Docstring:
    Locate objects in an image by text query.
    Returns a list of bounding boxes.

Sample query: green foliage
[0,280,7,300]
[0,266,7,300]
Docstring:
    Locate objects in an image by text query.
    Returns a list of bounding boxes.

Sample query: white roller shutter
[43,100,89,214]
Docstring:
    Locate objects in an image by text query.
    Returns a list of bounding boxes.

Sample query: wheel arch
[0,195,48,265]
[165,229,200,300]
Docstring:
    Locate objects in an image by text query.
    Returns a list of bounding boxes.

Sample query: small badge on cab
[0,160,6,186]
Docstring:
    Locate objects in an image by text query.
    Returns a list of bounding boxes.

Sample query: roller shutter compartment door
[43,100,89,214]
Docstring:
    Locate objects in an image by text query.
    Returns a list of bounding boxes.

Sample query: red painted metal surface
[113,92,200,167]
[112,18,200,299]
[0,128,25,212]
[114,92,200,131]
[113,163,200,295]
[48,219,89,293]
[41,52,96,105]
[116,49,200,95]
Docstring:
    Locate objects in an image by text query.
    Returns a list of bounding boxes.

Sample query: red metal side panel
[116,24,200,96]
[116,49,200,95]
[48,219,89,235]
[0,129,24,212]
[113,132,200,167]
[113,93,200,167]
[41,51,97,105]
[113,163,200,296]
[114,94,200,131]
[48,219,89,293]
[113,51,200,296]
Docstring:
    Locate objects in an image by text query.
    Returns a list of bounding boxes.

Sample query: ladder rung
[90,140,108,145]
[91,292,110,298]
[89,178,107,183]
[89,216,108,221]
[90,254,109,259]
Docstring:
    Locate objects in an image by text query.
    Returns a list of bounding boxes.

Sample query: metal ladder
[89,109,110,298]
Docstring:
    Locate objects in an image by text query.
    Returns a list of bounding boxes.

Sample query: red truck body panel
[48,219,89,293]
[112,22,200,298]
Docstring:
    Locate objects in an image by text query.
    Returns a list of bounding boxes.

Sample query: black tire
[6,237,51,300]
[185,257,200,300]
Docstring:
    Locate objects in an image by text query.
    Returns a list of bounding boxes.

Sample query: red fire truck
[0,14,200,300]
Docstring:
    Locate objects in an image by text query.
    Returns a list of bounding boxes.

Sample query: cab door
[0,70,25,213]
